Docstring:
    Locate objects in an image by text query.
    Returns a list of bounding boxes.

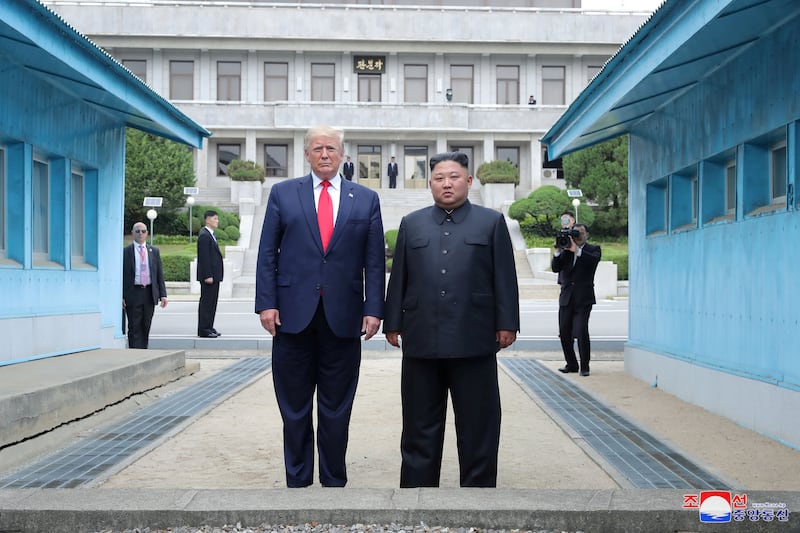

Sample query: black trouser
[400,354,501,488]
[558,303,593,371]
[126,287,155,349]
[197,281,219,335]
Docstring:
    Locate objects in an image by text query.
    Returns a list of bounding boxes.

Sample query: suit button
[441,269,447,274]
[440,291,446,296]
[442,250,448,254]
[315,284,321,290]
[444,231,451,236]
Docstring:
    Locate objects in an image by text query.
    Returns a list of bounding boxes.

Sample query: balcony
[175,101,566,135]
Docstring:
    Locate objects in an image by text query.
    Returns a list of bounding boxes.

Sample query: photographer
[552,213,601,376]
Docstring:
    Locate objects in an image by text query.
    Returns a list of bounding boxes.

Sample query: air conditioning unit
[542,168,560,180]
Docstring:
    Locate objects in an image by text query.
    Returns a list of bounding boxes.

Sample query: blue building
[542,0,800,448]
[0,0,209,365]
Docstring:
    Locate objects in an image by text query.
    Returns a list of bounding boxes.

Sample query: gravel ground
[92,524,581,533]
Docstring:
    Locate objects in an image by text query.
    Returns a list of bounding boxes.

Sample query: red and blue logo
[699,491,732,523]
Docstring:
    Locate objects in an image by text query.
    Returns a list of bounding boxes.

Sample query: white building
[45,0,650,199]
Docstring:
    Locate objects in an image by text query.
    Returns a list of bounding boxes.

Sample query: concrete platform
[0,349,196,448]
[0,350,798,533]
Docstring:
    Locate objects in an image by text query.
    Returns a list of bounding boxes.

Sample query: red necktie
[138,245,149,285]
[318,181,333,251]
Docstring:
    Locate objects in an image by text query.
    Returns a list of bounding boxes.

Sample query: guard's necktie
[138,245,149,285]
[318,181,333,251]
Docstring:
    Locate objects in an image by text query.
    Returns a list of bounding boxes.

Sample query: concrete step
[0,350,195,449]
[518,279,561,299]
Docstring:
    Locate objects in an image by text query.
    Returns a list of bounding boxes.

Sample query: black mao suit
[123,242,167,349]
[387,161,398,188]
[197,227,224,336]
[384,201,519,487]
[551,243,601,372]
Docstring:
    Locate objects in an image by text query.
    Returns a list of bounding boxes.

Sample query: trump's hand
[259,309,281,336]
[362,315,381,341]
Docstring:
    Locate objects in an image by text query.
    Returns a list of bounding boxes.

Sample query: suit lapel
[298,174,325,253]
[327,180,355,251]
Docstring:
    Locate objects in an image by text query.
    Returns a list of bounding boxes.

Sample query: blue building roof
[541,0,800,159]
[0,0,210,148]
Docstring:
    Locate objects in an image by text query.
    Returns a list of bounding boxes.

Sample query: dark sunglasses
[134,229,148,234]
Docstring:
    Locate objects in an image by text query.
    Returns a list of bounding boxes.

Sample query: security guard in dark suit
[384,151,520,488]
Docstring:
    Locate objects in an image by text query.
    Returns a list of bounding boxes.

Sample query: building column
[529,137,542,192]
[245,129,257,162]
[293,130,306,178]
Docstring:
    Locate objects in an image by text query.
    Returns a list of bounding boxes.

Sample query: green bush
[384,229,399,256]
[223,225,241,241]
[385,258,393,273]
[228,159,265,182]
[476,159,519,186]
[162,254,192,282]
[507,198,535,221]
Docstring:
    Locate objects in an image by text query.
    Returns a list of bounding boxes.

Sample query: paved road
[149,297,629,340]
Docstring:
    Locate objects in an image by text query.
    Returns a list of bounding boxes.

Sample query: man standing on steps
[197,210,224,338]
[387,155,398,189]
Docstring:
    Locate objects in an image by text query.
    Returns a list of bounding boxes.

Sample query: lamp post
[572,198,581,224]
[186,195,195,243]
[146,209,158,246]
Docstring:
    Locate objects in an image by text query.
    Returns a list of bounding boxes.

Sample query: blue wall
[628,20,800,391]
[0,61,126,362]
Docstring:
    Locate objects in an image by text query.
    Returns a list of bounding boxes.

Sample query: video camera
[555,214,579,249]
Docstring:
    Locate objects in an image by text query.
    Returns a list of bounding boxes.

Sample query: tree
[124,128,195,230]
[562,136,628,236]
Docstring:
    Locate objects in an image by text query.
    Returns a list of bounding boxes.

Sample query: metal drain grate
[500,358,728,489]
[0,356,271,489]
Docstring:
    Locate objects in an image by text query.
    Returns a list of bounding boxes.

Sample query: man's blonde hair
[304,125,344,152]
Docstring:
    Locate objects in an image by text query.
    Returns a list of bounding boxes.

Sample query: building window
[404,64,427,103]
[725,160,737,215]
[496,65,519,105]
[646,178,669,235]
[217,61,241,101]
[71,171,84,261]
[357,145,381,181]
[586,65,603,84]
[358,73,381,102]
[496,146,519,168]
[450,65,473,104]
[404,146,428,188]
[311,63,335,101]
[542,66,565,105]
[217,144,241,176]
[265,144,288,177]
[770,142,787,203]
[450,146,474,175]
[0,147,4,255]
[122,59,147,83]
[265,62,288,101]
[670,170,698,232]
[32,159,48,256]
[170,60,194,100]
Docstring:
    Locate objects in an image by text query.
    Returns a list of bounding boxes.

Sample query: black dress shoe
[212,330,221,336]
[580,370,590,377]
[558,366,579,373]
[199,332,219,338]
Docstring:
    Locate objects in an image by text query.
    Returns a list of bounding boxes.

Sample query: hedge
[162,254,193,282]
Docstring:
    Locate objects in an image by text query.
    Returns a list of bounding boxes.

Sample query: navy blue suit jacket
[255,174,385,337]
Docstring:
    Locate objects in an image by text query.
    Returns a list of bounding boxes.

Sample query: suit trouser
[272,301,361,487]
[197,281,220,335]
[125,288,155,349]
[558,303,593,370]
[400,354,501,488]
